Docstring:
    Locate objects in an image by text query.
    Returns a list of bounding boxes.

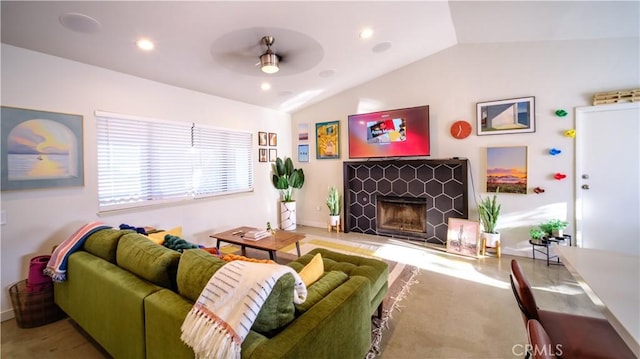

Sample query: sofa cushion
[116,233,181,290]
[176,249,296,335]
[295,270,348,313]
[84,229,131,263]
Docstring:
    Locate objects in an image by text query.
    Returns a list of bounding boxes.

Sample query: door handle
[582,184,590,190]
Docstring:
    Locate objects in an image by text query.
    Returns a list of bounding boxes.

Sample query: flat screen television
[347,105,430,159]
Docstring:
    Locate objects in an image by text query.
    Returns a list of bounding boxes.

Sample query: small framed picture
[258,148,267,162]
[258,131,268,146]
[268,132,277,146]
[269,148,277,162]
[298,123,309,141]
[486,146,528,194]
[446,218,480,258]
[477,96,535,135]
[298,144,309,162]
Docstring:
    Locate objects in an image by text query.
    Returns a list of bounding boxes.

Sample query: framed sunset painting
[1,106,84,191]
[486,146,527,194]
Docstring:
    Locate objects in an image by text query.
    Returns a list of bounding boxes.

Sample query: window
[96,111,253,212]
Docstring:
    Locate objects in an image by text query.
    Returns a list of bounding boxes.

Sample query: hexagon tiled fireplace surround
[343,159,468,245]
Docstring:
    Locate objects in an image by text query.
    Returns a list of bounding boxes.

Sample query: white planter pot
[552,229,563,238]
[482,232,501,247]
[280,201,297,231]
[329,215,340,226]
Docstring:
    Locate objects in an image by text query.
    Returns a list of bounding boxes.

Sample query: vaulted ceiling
[2,1,638,113]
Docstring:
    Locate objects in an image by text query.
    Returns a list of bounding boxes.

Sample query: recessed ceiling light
[136,38,155,51]
[359,27,374,39]
[261,82,272,91]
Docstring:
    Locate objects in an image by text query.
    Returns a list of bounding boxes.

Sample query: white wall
[292,38,640,255]
[0,44,291,319]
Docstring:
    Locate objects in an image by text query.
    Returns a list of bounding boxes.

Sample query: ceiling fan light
[260,52,279,74]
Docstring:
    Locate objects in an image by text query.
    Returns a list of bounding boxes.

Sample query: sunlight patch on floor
[374,244,509,289]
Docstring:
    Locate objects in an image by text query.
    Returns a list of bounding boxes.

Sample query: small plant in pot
[326,186,341,226]
[478,189,501,247]
[540,219,568,238]
[529,227,546,241]
[271,157,304,230]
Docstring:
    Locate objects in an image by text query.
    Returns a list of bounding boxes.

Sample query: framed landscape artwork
[316,121,340,159]
[477,96,535,135]
[486,146,528,194]
[1,106,84,191]
[446,218,480,258]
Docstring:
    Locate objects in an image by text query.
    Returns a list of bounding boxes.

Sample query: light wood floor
[1,226,603,358]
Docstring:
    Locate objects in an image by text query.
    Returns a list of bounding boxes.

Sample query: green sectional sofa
[53,229,388,359]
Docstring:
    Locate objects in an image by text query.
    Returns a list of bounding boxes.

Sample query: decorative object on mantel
[553,173,567,180]
[533,187,545,194]
[555,109,568,117]
[593,88,639,106]
[450,120,472,139]
[326,186,341,233]
[548,148,562,156]
[564,129,576,138]
[271,156,305,230]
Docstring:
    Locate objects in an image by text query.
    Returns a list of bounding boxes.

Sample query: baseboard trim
[1,308,15,322]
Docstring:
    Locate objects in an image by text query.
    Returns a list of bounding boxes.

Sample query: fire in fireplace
[376,196,427,237]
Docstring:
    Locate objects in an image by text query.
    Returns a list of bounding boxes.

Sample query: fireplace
[343,159,468,245]
[377,196,427,237]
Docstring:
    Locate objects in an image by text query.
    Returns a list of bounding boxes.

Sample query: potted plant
[478,189,501,247]
[540,219,568,238]
[326,186,341,227]
[271,157,305,230]
[529,227,546,241]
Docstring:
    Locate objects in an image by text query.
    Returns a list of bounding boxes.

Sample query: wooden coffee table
[210,226,304,262]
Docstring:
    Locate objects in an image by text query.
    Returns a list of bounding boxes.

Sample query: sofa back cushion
[177,249,296,336]
[84,229,131,263]
[295,270,348,314]
[116,233,181,290]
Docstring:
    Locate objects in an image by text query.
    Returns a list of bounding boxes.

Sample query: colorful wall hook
[554,173,567,180]
[549,148,562,156]
[555,109,568,117]
[534,187,545,194]
[564,129,576,138]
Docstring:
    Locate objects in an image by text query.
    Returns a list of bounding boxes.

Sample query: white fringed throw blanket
[180,261,307,359]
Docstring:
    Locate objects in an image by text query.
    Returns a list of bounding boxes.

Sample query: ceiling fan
[259,36,281,74]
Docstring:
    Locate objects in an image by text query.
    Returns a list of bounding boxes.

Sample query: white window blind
[96,111,253,211]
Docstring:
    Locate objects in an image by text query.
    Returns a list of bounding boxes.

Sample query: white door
[575,103,640,255]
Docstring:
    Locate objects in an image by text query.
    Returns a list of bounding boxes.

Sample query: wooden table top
[210,226,305,251]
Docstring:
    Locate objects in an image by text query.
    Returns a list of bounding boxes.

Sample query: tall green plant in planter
[271,157,304,230]
[478,189,501,247]
[271,157,305,202]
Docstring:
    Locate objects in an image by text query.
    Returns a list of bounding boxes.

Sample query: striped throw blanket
[181,261,307,359]
[44,222,111,282]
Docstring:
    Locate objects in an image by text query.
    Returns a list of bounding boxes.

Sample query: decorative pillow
[147,226,182,245]
[295,271,348,313]
[299,253,324,286]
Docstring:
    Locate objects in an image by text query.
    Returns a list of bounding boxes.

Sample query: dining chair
[510,259,635,359]
[527,319,556,359]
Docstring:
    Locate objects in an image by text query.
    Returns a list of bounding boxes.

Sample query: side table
[529,235,572,266]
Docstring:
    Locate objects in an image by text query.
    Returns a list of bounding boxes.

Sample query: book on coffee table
[242,229,271,240]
